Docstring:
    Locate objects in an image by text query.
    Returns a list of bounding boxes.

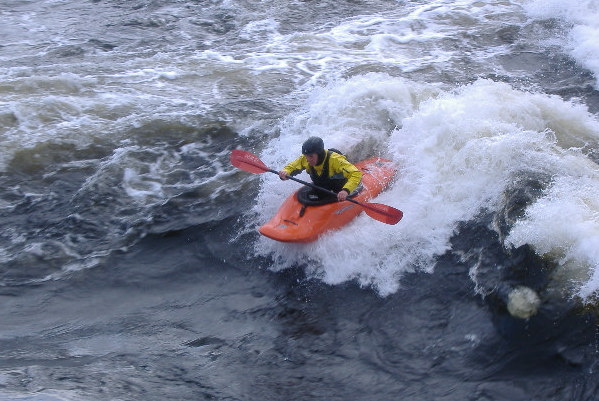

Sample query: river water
[2,0,599,400]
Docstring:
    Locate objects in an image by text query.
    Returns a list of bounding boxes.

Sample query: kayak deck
[258,157,396,242]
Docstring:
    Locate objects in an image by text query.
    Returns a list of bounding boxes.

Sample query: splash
[254,77,599,298]
[524,0,599,88]
[507,176,599,302]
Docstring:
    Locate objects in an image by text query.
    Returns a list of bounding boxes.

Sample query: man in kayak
[278,136,362,202]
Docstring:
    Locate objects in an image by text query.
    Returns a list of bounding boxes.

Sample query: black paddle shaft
[269,168,361,205]
[230,149,402,224]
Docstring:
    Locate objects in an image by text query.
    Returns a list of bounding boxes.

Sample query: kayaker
[278,136,363,202]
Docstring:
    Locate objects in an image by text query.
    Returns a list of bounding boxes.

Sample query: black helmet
[302,136,325,155]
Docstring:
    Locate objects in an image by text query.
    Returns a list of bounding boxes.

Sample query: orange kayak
[259,157,396,242]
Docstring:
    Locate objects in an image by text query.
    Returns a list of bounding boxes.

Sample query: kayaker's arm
[279,155,308,180]
[342,167,362,193]
[330,153,362,194]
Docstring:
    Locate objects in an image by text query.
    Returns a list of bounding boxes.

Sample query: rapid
[1,0,599,400]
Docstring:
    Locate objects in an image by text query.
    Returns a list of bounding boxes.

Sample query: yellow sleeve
[282,155,309,176]
[329,153,362,193]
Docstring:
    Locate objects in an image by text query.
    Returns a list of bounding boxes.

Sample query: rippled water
[2,0,599,400]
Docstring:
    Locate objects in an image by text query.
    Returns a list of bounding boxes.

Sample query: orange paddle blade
[361,202,403,225]
[230,149,271,174]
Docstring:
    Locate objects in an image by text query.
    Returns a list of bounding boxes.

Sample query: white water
[508,176,599,301]
[2,0,599,300]
[523,0,599,88]
[3,1,599,399]
[254,78,599,299]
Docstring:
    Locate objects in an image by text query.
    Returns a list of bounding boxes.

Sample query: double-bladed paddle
[230,149,403,225]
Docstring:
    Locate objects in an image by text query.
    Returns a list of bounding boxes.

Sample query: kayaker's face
[305,153,319,166]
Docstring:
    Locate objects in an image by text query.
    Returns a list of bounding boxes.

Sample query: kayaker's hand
[337,189,349,202]
[278,170,289,180]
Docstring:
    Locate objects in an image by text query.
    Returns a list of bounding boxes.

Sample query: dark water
[2,0,599,400]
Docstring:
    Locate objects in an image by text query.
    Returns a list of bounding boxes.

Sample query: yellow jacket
[282,150,362,194]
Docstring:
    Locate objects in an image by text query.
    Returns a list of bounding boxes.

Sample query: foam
[524,0,599,88]
[254,77,599,297]
[507,176,599,302]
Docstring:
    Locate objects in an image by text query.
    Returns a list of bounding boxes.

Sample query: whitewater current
[1,0,599,400]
